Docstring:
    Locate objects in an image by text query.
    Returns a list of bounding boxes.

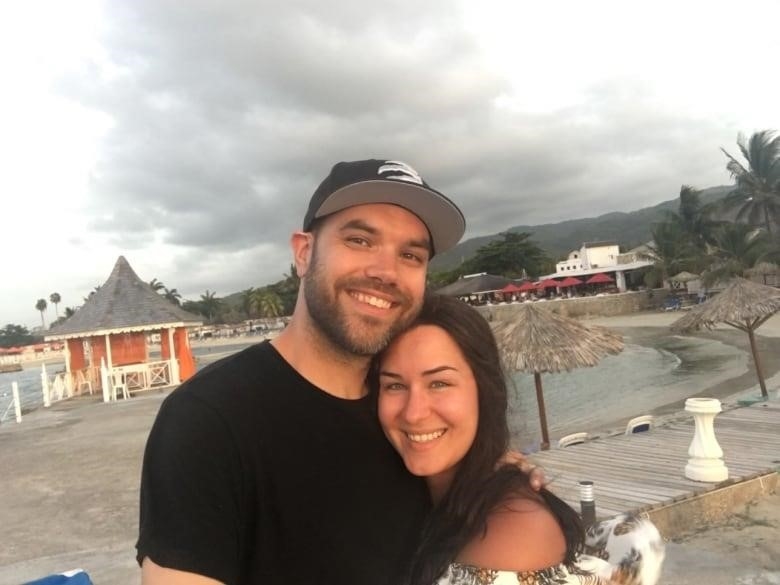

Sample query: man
[137,159,467,585]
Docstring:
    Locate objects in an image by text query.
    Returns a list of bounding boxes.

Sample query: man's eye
[402,251,426,264]
[347,236,370,246]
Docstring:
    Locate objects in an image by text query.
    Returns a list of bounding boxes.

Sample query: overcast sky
[2,0,778,329]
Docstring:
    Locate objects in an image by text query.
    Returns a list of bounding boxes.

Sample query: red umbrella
[500,283,523,293]
[558,276,584,288]
[586,273,615,284]
[537,279,561,289]
[518,281,538,292]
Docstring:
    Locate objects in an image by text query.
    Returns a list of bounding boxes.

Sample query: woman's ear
[290,231,314,278]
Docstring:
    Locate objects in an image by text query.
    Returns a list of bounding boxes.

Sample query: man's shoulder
[166,341,289,410]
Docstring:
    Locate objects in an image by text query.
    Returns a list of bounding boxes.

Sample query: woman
[375,294,663,585]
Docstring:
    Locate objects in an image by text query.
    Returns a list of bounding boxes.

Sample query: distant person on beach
[376,293,665,585]
[136,159,544,585]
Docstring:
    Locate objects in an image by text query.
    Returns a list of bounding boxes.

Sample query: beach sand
[0,311,777,584]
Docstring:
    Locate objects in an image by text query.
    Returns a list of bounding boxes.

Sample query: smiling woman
[375,294,664,585]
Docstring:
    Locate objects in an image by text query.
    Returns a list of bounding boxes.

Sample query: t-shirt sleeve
[136,390,246,585]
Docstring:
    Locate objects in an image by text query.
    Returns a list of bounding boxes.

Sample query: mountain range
[430,185,733,271]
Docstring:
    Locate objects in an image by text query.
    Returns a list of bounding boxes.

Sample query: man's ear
[291,231,314,278]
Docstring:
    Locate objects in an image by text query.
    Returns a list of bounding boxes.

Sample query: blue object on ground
[23,570,93,585]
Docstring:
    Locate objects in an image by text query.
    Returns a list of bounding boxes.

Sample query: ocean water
[0,335,746,432]
[507,333,746,449]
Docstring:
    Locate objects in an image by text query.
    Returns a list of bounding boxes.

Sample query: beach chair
[625,415,653,434]
[663,297,681,311]
[557,432,589,448]
[111,372,129,401]
[75,370,93,395]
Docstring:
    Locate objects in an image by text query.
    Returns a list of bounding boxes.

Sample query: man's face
[301,203,430,356]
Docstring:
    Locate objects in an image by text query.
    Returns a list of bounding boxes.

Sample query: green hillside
[430,185,732,271]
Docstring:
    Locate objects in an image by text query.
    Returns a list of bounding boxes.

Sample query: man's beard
[302,247,418,357]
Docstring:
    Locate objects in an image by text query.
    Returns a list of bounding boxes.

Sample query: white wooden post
[104,334,113,371]
[167,328,180,385]
[685,397,728,482]
[100,357,110,403]
[12,381,21,423]
[41,363,51,407]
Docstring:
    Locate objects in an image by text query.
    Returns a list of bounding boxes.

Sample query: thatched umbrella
[746,262,780,285]
[670,271,700,283]
[491,303,624,449]
[671,277,780,399]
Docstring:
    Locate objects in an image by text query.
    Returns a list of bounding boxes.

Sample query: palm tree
[720,130,780,238]
[149,278,165,292]
[253,290,284,318]
[663,185,721,251]
[35,298,48,329]
[49,292,61,318]
[163,287,182,306]
[240,288,256,318]
[64,306,77,318]
[701,224,770,287]
[640,220,700,288]
[199,290,222,322]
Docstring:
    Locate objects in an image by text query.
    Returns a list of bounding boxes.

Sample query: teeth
[407,430,445,443]
[352,292,392,309]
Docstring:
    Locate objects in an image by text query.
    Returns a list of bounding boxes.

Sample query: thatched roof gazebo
[491,303,624,449]
[672,277,780,398]
[45,256,202,401]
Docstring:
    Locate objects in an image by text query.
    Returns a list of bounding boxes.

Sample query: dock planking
[530,401,779,518]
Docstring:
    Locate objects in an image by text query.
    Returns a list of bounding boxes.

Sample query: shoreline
[590,312,780,429]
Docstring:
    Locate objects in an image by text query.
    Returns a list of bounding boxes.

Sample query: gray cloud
[54,0,749,300]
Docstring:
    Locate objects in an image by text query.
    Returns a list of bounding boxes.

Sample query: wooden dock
[531,400,779,519]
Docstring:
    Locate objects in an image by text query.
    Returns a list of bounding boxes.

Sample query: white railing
[39,360,175,406]
[105,359,174,401]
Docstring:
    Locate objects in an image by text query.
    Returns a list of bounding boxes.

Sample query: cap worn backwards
[303,159,466,257]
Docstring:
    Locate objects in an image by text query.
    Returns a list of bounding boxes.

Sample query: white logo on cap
[378,161,424,185]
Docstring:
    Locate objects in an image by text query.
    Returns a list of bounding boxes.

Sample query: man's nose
[364,248,399,284]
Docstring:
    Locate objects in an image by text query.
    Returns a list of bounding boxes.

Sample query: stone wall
[476,289,670,321]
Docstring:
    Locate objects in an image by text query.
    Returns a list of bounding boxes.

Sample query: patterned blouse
[434,515,665,585]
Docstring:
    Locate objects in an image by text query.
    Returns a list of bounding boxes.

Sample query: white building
[544,241,654,292]
[556,241,621,273]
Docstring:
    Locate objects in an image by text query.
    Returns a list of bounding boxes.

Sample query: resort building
[547,241,654,291]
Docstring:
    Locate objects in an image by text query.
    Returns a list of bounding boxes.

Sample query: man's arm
[137,391,245,584]
[142,558,224,585]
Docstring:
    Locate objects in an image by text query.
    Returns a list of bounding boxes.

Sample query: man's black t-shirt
[136,341,430,585]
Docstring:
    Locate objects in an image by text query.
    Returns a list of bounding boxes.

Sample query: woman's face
[378,324,479,499]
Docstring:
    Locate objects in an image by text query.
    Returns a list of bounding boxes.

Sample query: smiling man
[136,160,466,585]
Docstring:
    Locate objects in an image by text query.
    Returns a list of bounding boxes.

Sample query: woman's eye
[382,382,406,391]
[430,380,451,390]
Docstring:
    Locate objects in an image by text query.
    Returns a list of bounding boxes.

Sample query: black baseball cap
[303,159,466,256]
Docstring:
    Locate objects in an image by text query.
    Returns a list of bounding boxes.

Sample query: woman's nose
[402,388,431,423]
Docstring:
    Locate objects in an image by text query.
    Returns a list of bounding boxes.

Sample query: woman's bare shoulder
[455,496,567,572]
